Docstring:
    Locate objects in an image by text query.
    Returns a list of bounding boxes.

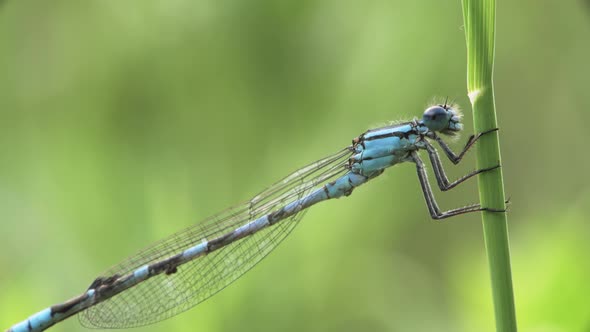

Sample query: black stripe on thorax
[363,128,417,142]
[360,121,421,143]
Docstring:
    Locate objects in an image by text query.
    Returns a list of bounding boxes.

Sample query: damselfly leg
[411,150,504,220]
[423,139,500,191]
[432,128,498,164]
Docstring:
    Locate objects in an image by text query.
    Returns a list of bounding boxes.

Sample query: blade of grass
[461,1,517,331]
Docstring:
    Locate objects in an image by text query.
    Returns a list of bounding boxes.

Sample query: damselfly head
[422,103,463,135]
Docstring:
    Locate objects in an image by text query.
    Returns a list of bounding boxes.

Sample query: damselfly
[7,103,504,332]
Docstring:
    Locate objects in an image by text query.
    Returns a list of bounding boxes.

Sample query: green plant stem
[461,0,517,331]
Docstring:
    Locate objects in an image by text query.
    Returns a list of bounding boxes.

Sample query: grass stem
[461,1,517,331]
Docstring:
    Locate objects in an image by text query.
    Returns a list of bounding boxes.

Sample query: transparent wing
[79,147,352,328]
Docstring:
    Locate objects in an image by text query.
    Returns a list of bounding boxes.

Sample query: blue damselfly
[7,103,504,332]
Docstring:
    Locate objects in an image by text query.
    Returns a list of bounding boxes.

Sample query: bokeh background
[1,1,589,331]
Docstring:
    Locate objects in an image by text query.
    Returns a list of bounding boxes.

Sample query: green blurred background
[1,1,589,331]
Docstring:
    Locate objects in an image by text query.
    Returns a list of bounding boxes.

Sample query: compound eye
[422,106,449,131]
[424,106,446,120]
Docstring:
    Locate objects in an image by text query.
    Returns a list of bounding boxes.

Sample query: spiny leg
[423,140,500,191]
[411,151,501,220]
[433,128,498,164]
